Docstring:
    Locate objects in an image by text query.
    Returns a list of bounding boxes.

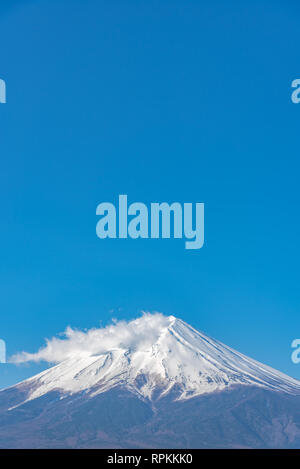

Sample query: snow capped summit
[8,314,300,406]
[2,314,300,449]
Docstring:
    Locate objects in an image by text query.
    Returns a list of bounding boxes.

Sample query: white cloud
[10,312,173,364]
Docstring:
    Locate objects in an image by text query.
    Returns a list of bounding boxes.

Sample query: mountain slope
[1,314,300,448]
[7,316,300,407]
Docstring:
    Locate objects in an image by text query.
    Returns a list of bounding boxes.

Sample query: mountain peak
[7,314,300,408]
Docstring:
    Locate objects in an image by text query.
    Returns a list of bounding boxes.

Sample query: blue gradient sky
[1,0,300,388]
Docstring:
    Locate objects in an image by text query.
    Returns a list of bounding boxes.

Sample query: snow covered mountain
[9,315,300,406]
[1,314,300,448]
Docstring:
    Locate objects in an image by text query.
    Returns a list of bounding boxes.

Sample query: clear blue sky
[1,0,300,388]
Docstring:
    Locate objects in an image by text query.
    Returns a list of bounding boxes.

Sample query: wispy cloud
[10,312,172,364]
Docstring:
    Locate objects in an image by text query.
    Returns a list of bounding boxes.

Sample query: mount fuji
[1,314,300,448]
